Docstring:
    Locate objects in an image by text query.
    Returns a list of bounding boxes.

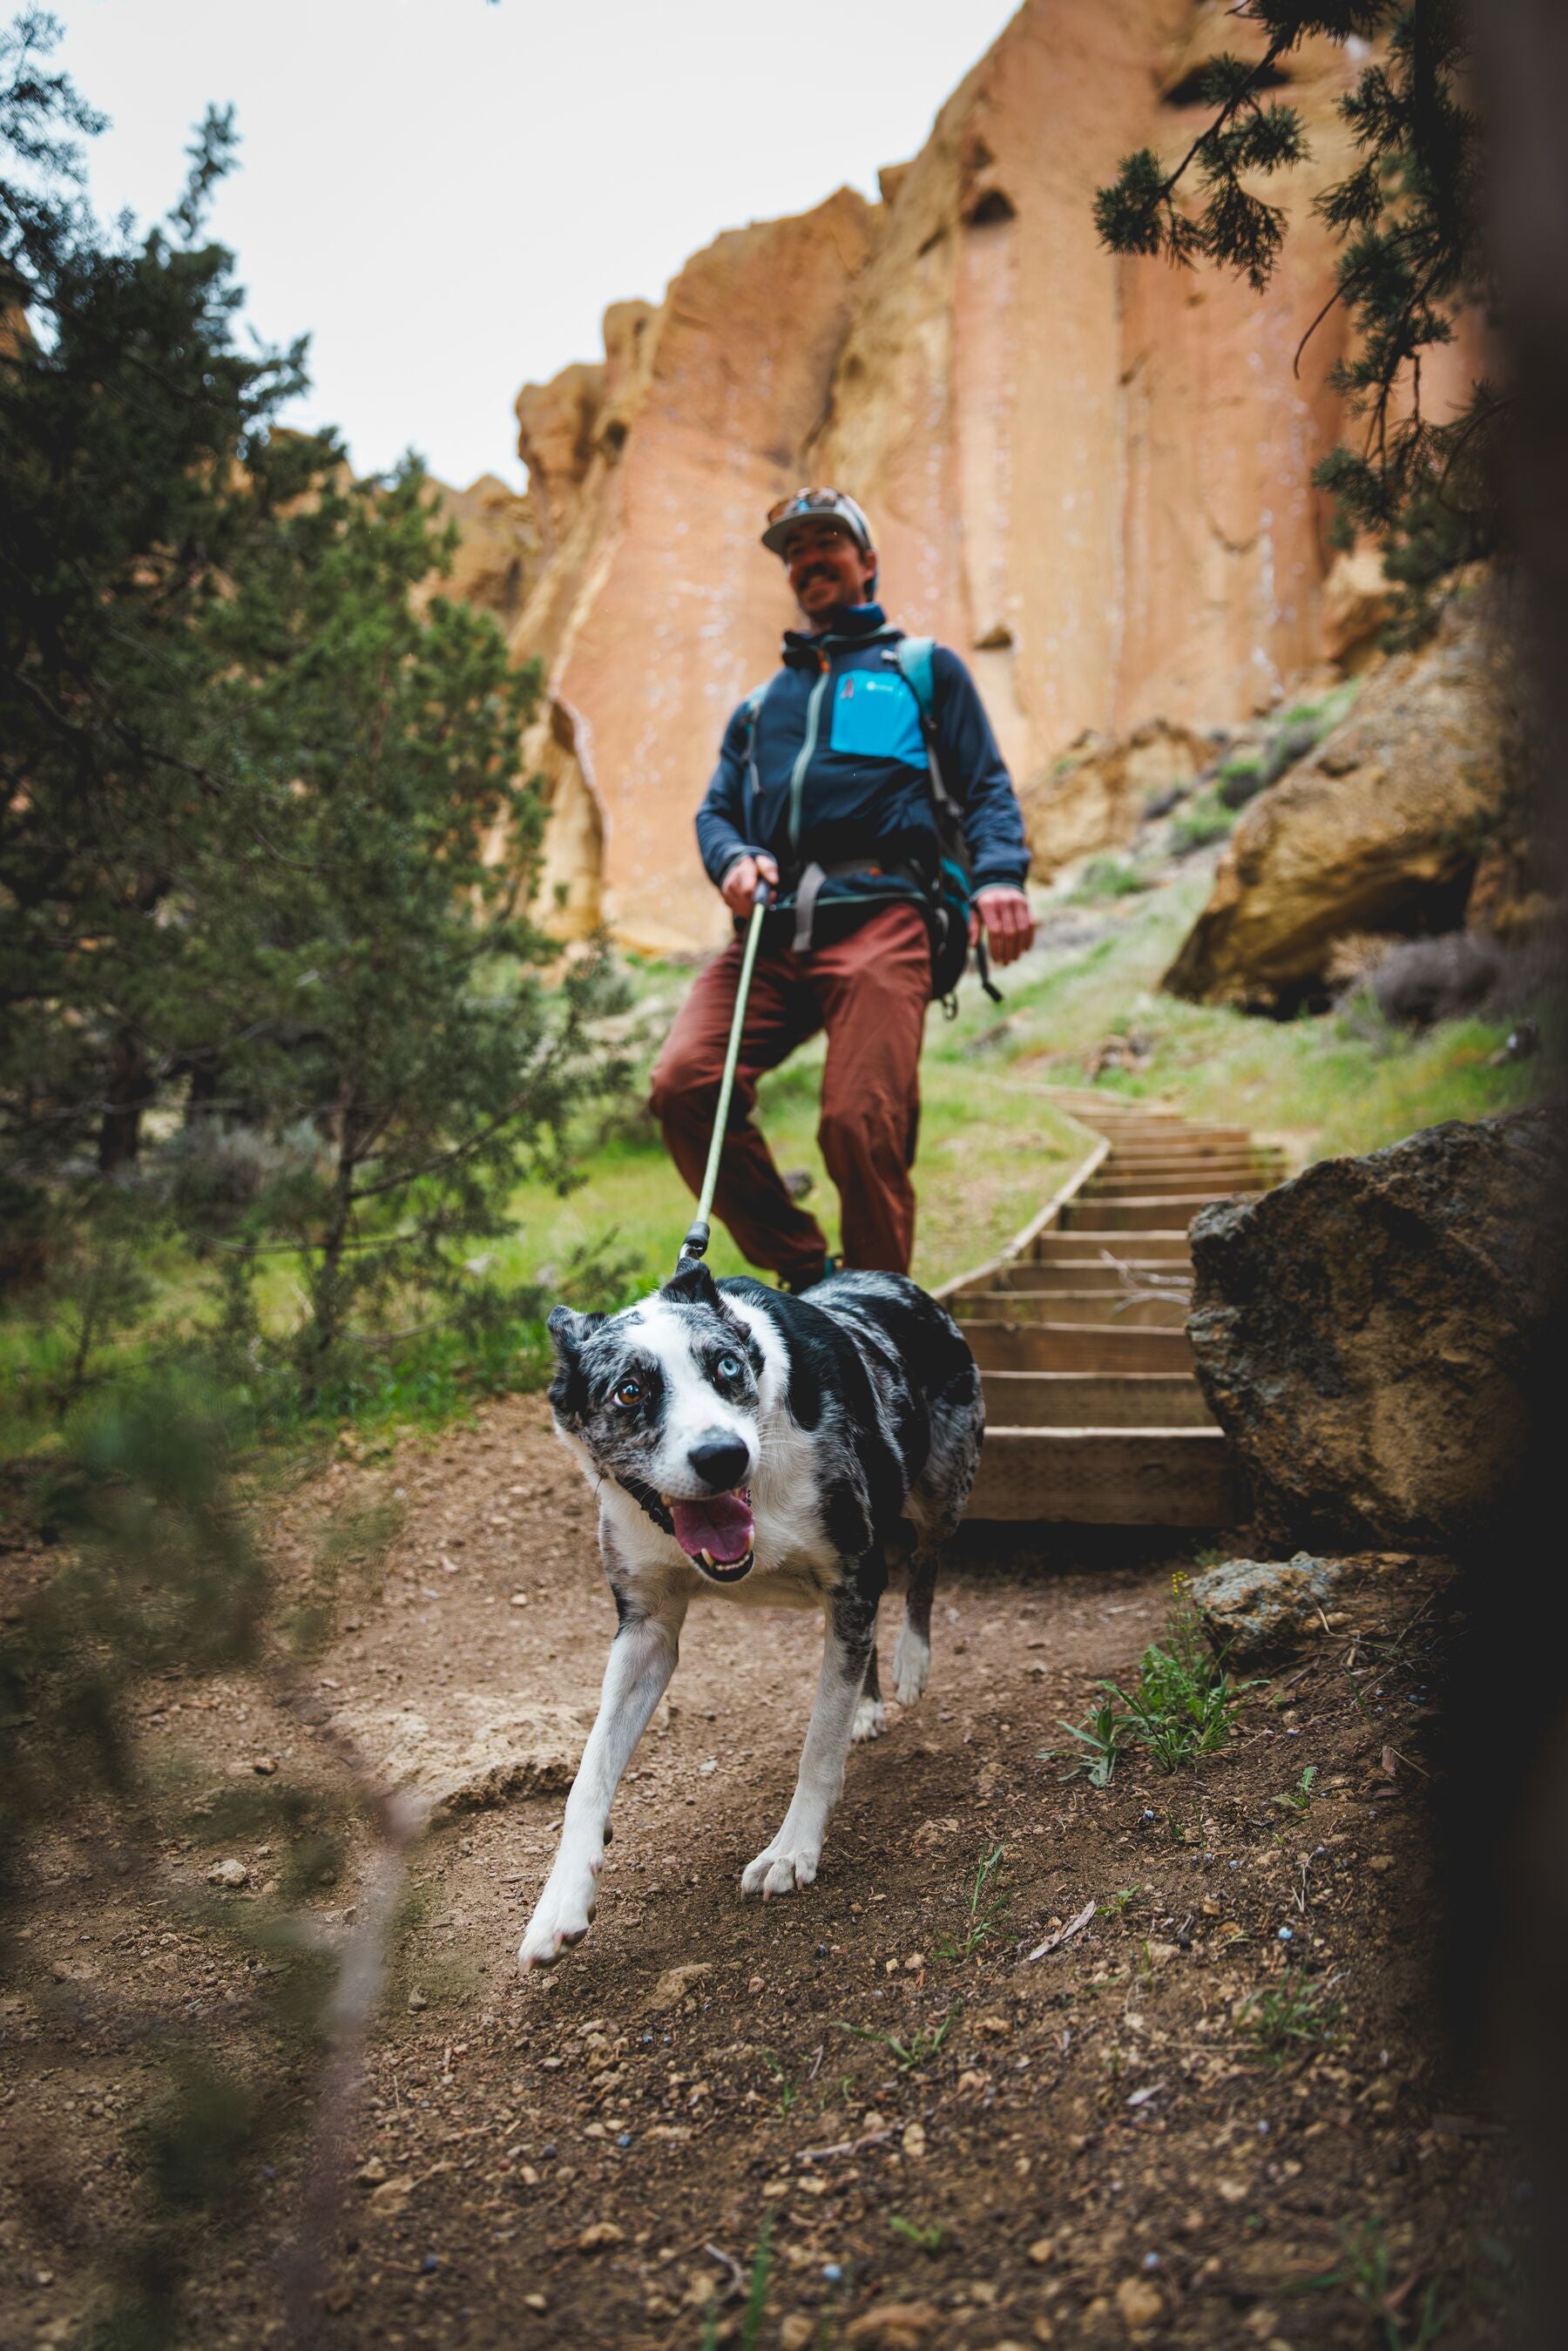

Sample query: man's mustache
[797,564,835,586]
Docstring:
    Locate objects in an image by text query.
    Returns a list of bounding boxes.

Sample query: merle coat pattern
[518,1259,982,1970]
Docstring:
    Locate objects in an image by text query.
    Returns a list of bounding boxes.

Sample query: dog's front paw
[851,1694,886,1743]
[891,1622,931,1707]
[741,1839,821,1898]
[517,1871,598,1972]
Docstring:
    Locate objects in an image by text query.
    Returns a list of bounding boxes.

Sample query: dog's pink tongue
[668,1491,754,1564]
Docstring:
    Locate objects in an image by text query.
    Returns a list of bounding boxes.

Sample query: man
[650,487,1034,1291]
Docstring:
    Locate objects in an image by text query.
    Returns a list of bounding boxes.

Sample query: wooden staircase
[942,1092,1287,1526]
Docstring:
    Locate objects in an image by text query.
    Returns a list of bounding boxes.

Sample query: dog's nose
[687,1433,749,1492]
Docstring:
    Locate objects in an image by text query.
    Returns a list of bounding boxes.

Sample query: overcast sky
[52,0,1021,490]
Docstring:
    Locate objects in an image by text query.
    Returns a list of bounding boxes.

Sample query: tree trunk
[98,1027,151,1172]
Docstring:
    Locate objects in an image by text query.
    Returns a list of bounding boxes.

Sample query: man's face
[782,518,877,625]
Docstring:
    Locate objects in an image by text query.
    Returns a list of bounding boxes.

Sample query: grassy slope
[923,861,1542,1164]
[2,862,1543,1455]
[492,1050,1086,1301]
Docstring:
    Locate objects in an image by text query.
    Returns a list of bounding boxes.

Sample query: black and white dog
[517,1259,983,1970]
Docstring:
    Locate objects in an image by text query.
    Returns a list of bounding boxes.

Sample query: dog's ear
[546,1303,602,1358]
[546,1304,603,1422]
[662,1257,721,1314]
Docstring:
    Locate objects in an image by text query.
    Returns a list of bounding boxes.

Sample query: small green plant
[889,2213,945,2254]
[760,2050,800,2118]
[1273,1765,1319,1814]
[1171,787,1235,854]
[1237,1965,1342,2069]
[1102,1886,1138,1915]
[1073,855,1148,901]
[1103,1597,1257,1773]
[834,2002,962,2074]
[1045,1694,1128,1787]
[1287,2217,1450,2349]
[700,2218,773,2351]
[936,1843,1009,1961]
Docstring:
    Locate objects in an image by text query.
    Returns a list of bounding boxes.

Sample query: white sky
[51,0,1022,490]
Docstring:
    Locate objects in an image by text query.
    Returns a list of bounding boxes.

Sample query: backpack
[738,637,1003,1013]
[884,637,1003,1012]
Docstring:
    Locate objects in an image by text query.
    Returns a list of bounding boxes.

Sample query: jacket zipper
[787,649,832,861]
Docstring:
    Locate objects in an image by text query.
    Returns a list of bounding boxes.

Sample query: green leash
[678,881,770,1269]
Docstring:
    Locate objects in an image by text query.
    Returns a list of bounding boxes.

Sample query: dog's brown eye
[613,1377,643,1408]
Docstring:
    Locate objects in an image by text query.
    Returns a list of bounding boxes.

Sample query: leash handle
[679,880,770,1266]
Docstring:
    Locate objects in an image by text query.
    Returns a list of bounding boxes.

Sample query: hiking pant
[650,902,930,1286]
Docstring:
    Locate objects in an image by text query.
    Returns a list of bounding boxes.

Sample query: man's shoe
[781,1253,839,1295]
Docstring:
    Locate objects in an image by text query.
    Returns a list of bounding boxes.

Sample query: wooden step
[956,1289,1187,1327]
[968,1428,1240,1524]
[977,1260,1193,1293]
[1105,1141,1283,1165]
[963,1321,1194,1373]
[981,1371,1216,1429]
[1094,1156,1281,1181]
[1087,1172,1265,1196]
[1061,1193,1256,1231]
[1031,1229,1193,1262]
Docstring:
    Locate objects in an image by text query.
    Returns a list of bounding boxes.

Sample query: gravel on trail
[0,1395,1524,2348]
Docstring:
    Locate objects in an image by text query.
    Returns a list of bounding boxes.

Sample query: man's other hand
[971,885,1035,967]
[721,853,779,918]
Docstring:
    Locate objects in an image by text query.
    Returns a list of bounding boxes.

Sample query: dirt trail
[0,1396,1521,2349]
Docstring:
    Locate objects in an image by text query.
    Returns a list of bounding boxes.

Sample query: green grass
[1237,1963,1342,2069]
[4,858,1547,1461]
[481,1045,1086,1306]
[923,866,1544,1165]
[833,2002,962,2073]
[936,1843,1009,1962]
[1052,1588,1257,1780]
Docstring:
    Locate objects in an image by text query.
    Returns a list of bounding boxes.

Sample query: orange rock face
[441,0,1451,949]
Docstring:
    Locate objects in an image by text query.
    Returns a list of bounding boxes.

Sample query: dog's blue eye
[613,1377,644,1407]
[716,1353,743,1381]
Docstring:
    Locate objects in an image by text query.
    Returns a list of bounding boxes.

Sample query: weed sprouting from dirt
[936,1842,1009,1961]
[699,2217,773,2350]
[1288,2217,1450,2348]
[834,2003,963,2074]
[1046,1694,1126,1786]
[1050,1588,1257,1781]
[1237,1964,1343,2069]
[889,2213,946,2253]
[1110,1598,1256,1771]
[1273,1764,1319,1814]
[760,2050,800,2118]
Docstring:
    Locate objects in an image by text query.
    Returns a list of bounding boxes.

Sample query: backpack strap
[885,638,958,815]
[736,679,772,846]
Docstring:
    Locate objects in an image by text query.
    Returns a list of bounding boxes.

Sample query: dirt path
[0,1397,1522,2349]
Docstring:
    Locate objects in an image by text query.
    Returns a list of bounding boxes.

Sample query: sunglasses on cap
[760,487,874,557]
[765,487,855,525]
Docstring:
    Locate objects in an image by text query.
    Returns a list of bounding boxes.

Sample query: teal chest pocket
[828,671,928,767]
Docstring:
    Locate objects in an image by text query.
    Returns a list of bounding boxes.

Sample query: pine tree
[1,10,337,1220]
[1094,2,1497,621]
[161,463,625,1393]
[2,13,630,1402]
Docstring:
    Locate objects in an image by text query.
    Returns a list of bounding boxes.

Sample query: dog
[517,1257,983,1970]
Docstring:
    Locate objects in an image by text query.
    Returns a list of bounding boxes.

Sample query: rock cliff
[444,0,1465,953]
[1164,588,1527,1010]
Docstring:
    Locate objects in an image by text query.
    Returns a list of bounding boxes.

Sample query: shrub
[1171,790,1236,855]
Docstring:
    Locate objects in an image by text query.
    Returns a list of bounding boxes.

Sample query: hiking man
[650,488,1034,1291]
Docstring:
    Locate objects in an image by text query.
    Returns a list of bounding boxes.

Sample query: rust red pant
[650,902,930,1285]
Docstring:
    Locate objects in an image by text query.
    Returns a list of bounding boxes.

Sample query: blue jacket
[695,605,1030,933]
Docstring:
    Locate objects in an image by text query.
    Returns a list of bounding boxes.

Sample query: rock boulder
[1019,719,1208,876]
[1189,1553,1344,1664]
[1165,590,1528,1010]
[1188,1106,1564,1547]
